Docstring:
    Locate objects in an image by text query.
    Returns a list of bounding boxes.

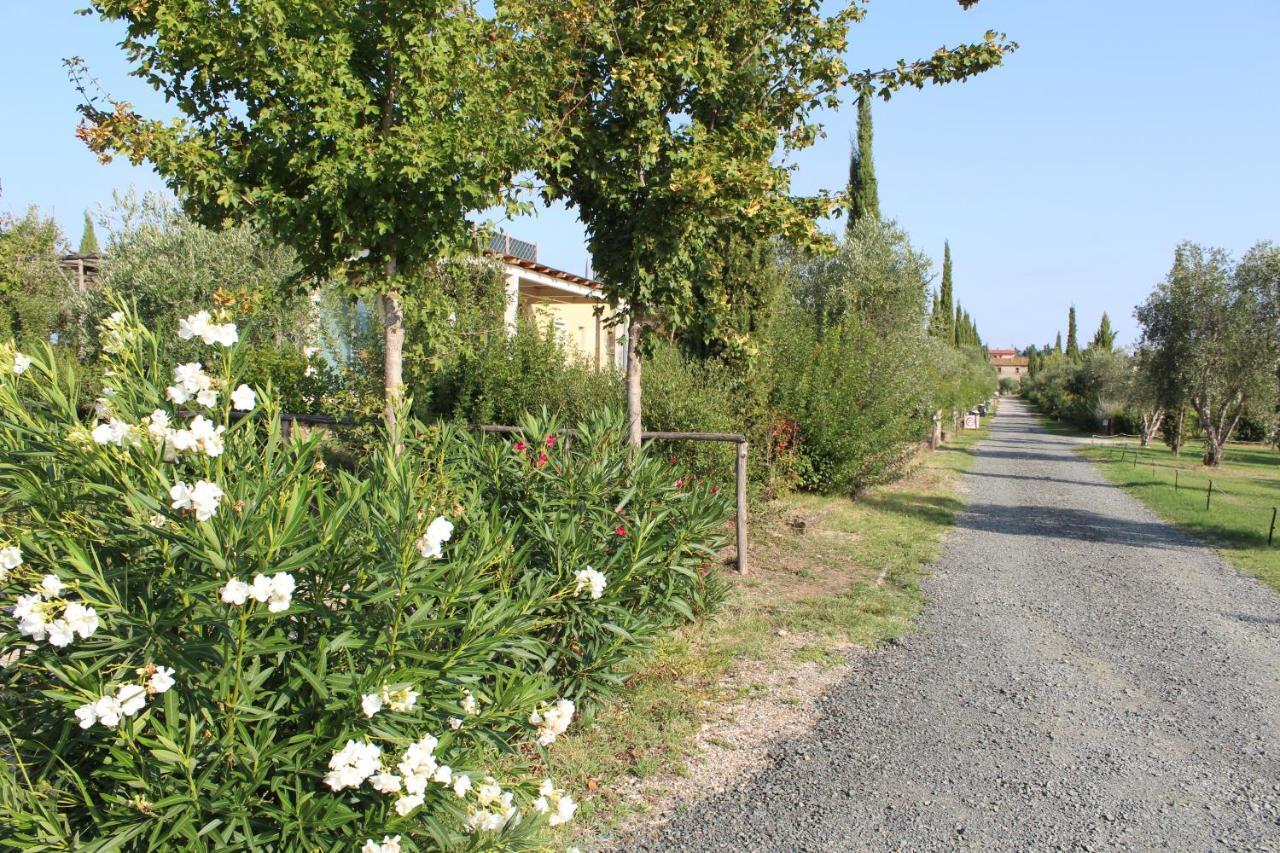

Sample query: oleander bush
[0,305,730,850]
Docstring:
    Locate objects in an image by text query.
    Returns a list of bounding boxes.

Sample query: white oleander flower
[91,419,131,446]
[461,688,479,716]
[206,322,238,347]
[394,795,423,817]
[166,384,192,405]
[168,429,198,454]
[361,692,383,718]
[369,771,402,794]
[149,666,175,694]
[116,683,148,717]
[171,480,224,521]
[40,574,65,598]
[146,409,171,440]
[63,602,99,639]
[148,514,167,528]
[75,701,98,729]
[530,698,575,746]
[452,773,472,798]
[93,695,123,727]
[0,545,22,576]
[12,352,31,374]
[385,686,418,713]
[46,618,75,647]
[402,772,429,796]
[324,739,382,791]
[246,572,294,612]
[187,415,226,457]
[231,384,256,411]
[361,836,402,853]
[195,387,219,408]
[220,578,250,606]
[432,764,452,785]
[177,311,213,342]
[415,515,454,560]
[574,566,607,600]
[449,716,464,730]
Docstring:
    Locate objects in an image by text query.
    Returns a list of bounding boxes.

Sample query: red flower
[545,435,556,449]
[536,452,548,468]
[674,479,683,488]
[513,441,527,452]
[614,525,626,537]
[710,485,720,495]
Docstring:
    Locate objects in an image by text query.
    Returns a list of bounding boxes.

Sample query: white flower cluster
[362,684,419,718]
[460,688,480,716]
[11,352,31,375]
[74,665,174,729]
[166,361,219,408]
[162,413,226,459]
[529,698,575,747]
[12,572,99,647]
[170,480,225,522]
[532,778,578,827]
[326,734,473,818]
[360,836,401,853]
[415,516,454,560]
[0,544,22,581]
[177,310,238,348]
[91,418,135,447]
[466,775,519,833]
[574,566,607,600]
[220,572,296,613]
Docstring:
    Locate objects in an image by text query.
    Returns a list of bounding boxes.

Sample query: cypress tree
[79,211,100,255]
[1054,331,1063,354]
[1090,311,1116,351]
[937,240,954,343]
[1066,305,1080,359]
[847,94,880,230]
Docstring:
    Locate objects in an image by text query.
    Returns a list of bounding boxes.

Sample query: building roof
[988,347,1017,358]
[992,356,1029,367]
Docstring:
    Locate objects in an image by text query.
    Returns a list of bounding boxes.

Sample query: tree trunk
[1140,409,1164,448]
[625,312,644,448]
[1171,405,1185,456]
[383,256,404,429]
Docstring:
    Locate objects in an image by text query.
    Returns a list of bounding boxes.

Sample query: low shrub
[0,305,729,849]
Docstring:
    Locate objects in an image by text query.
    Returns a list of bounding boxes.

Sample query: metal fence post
[736,440,749,576]
[1175,469,1179,491]
[1270,507,1277,546]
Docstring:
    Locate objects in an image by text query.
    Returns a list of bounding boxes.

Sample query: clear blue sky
[3,1,1278,349]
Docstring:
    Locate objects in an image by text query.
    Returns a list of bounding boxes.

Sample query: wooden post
[1175,469,1179,491]
[736,440,749,575]
[1269,507,1277,546]
[1206,480,1213,511]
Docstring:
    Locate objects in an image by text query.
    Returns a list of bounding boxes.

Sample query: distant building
[989,348,1029,382]
[487,234,625,371]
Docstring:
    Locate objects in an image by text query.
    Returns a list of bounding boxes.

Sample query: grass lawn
[533,414,994,845]
[1045,417,1280,594]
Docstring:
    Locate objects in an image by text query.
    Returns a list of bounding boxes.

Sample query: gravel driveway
[626,399,1280,851]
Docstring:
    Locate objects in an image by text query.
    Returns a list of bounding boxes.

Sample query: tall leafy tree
[1065,305,1080,359]
[73,2,541,423]
[1054,331,1063,354]
[847,95,880,230]
[1136,242,1278,466]
[78,211,100,255]
[1089,311,1116,351]
[509,0,1014,444]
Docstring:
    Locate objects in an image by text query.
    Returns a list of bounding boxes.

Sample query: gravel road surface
[626,399,1280,851]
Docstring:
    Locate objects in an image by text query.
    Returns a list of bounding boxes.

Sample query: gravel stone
[620,400,1280,851]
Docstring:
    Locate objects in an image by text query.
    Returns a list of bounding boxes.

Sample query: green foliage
[1065,305,1080,359]
[847,95,880,230]
[931,240,954,341]
[0,206,69,348]
[1135,241,1279,465]
[1090,311,1116,351]
[79,211,100,255]
[0,304,729,849]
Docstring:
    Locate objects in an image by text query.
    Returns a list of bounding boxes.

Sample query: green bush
[0,305,728,849]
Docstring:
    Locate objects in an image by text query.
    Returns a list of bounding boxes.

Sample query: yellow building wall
[523,297,620,369]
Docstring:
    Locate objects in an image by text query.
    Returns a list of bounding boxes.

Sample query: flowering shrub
[0,307,727,849]
[455,411,731,703]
